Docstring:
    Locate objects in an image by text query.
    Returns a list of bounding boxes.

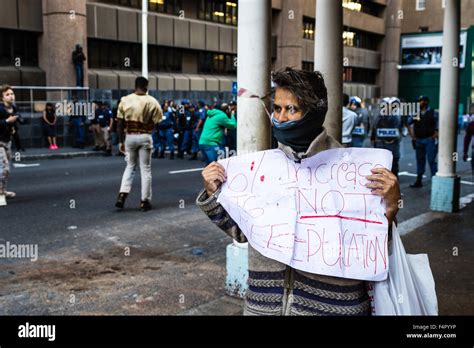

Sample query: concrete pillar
[430,0,461,212]
[274,0,303,70]
[315,0,343,142]
[237,0,272,155]
[141,0,149,79]
[226,0,272,298]
[38,0,88,88]
[380,0,402,97]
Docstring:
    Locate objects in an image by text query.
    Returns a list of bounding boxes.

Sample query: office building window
[416,0,426,11]
[198,52,236,75]
[303,17,315,40]
[198,0,238,26]
[343,67,377,84]
[342,27,381,51]
[342,0,384,17]
[88,39,182,72]
[0,29,38,67]
[302,62,314,72]
[98,0,182,15]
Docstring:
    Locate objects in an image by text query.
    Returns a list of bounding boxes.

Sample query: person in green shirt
[199,103,237,165]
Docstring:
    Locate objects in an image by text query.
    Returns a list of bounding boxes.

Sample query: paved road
[0,134,472,314]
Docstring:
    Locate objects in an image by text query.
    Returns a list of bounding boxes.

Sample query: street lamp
[142,0,149,79]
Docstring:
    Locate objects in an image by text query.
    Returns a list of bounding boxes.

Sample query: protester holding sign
[196,67,401,316]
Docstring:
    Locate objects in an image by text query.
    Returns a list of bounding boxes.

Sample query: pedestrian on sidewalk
[197,67,401,316]
[0,85,20,206]
[463,114,474,177]
[115,77,163,212]
[408,95,438,188]
[42,103,58,150]
[198,103,236,165]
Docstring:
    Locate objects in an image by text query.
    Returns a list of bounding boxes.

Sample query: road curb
[19,151,107,161]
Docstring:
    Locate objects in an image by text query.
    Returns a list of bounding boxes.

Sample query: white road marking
[169,168,204,174]
[13,163,40,168]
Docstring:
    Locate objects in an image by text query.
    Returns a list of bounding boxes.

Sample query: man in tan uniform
[115,77,163,211]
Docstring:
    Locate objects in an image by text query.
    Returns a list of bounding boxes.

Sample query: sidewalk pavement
[16,147,113,161]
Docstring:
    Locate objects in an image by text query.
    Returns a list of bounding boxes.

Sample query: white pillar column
[430,0,461,212]
[237,0,272,155]
[226,0,271,298]
[314,0,343,142]
[141,0,149,79]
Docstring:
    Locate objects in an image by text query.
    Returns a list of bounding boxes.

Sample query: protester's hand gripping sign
[217,148,393,281]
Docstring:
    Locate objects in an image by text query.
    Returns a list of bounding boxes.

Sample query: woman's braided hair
[271,67,328,114]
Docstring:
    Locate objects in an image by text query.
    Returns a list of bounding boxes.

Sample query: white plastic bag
[368,223,438,315]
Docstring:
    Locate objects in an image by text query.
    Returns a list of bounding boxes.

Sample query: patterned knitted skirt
[244,270,371,316]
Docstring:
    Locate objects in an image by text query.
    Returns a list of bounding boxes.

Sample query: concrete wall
[402,0,474,33]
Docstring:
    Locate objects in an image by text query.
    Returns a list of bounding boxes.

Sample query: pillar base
[430,175,461,212]
[225,242,248,298]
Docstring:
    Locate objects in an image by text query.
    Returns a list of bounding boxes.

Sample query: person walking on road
[42,103,58,150]
[115,77,163,212]
[0,85,20,206]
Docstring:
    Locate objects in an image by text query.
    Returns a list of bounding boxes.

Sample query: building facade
[0,0,398,105]
[399,0,474,112]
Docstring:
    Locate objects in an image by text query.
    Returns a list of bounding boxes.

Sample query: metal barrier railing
[11,86,90,117]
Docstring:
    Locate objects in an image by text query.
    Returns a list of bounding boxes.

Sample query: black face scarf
[271,107,327,153]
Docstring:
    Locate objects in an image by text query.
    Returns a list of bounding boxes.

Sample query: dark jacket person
[196,68,401,316]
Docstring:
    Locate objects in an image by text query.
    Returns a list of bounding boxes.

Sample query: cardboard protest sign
[217,148,393,281]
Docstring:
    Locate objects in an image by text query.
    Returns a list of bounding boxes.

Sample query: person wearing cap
[349,96,370,148]
[115,77,163,211]
[371,97,404,177]
[196,67,401,316]
[341,94,358,147]
[408,96,438,188]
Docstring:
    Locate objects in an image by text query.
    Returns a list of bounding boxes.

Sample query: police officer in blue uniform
[155,101,176,159]
[371,97,405,177]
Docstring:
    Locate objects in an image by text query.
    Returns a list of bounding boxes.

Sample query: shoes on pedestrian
[5,191,16,199]
[188,153,198,161]
[410,175,423,188]
[115,192,128,209]
[158,151,165,159]
[140,200,152,212]
[93,146,100,151]
[53,144,58,150]
[177,151,184,159]
[100,146,107,151]
[0,194,6,207]
[104,149,112,157]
